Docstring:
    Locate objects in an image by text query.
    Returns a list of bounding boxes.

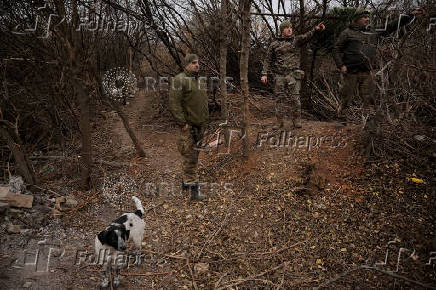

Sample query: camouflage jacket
[168,70,209,127]
[261,27,316,76]
[333,14,415,72]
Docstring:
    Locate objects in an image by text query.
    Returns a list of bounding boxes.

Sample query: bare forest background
[0,0,435,289]
[0,0,435,188]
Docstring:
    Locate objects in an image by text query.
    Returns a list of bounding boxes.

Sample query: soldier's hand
[411,8,424,15]
[261,76,268,84]
[182,124,190,131]
[315,22,325,31]
[340,65,347,73]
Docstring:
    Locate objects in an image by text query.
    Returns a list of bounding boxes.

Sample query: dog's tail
[132,196,144,218]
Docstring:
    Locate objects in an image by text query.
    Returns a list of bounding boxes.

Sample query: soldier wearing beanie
[261,20,325,129]
[333,7,424,128]
[169,54,209,201]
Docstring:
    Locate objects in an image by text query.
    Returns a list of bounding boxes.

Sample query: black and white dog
[95,196,145,288]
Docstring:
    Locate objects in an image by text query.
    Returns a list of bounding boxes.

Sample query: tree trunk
[0,127,36,185]
[240,0,251,159]
[75,79,93,189]
[111,101,146,157]
[298,0,311,112]
[220,0,229,120]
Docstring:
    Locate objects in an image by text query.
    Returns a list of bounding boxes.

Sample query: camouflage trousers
[177,125,205,184]
[274,71,304,124]
[339,71,376,113]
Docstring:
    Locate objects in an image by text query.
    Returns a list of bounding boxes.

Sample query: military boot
[292,111,302,128]
[181,181,190,191]
[190,184,206,201]
[282,119,292,131]
[273,116,284,129]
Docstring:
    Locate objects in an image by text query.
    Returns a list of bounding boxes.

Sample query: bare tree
[240,0,251,158]
[220,0,230,119]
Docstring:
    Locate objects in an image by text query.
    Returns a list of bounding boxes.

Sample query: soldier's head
[183,54,200,72]
[353,9,370,27]
[280,20,293,37]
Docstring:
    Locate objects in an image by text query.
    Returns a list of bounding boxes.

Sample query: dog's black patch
[97,230,107,244]
[113,214,128,224]
[105,229,120,250]
[103,224,128,251]
[134,210,143,218]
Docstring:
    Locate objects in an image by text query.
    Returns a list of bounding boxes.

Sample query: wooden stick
[250,12,340,19]
[88,269,173,277]
[66,190,99,214]
[121,271,174,277]
[217,261,289,289]
[361,265,436,289]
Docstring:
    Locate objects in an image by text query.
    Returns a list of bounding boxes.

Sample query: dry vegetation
[0,0,435,289]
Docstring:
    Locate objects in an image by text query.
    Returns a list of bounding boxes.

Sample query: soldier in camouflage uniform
[333,8,424,120]
[169,54,209,201]
[261,20,325,129]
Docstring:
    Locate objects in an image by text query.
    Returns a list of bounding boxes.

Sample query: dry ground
[0,88,435,289]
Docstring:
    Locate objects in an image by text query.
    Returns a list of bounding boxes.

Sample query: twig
[186,258,198,290]
[315,267,361,289]
[216,261,289,290]
[141,249,187,260]
[196,209,232,259]
[29,155,128,167]
[145,202,164,213]
[30,185,61,197]
[214,273,228,289]
[66,190,100,215]
[316,265,436,289]
[121,271,174,277]
[361,265,436,289]
[232,239,308,259]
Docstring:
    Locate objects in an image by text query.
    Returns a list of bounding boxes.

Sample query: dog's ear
[134,210,143,218]
[97,230,107,244]
[119,224,130,241]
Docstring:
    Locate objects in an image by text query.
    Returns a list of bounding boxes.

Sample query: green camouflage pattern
[261,28,315,76]
[262,28,316,125]
[177,125,205,184]
[274,71,304,121]
[169,70,209,127]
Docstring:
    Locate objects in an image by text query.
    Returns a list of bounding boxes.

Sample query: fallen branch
[121,271,174,277]
[88,269,173,277]
[196,208,232,259]
[316,265,436,289]
[66,190,99,215]
[30,185,61,196]
[141,249,187,260]
[29,155,129,168]
[216,261,289,290]
[361,265,436,289]
[145,202,165,213]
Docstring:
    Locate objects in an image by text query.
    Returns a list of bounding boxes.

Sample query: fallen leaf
[316,259,323,265]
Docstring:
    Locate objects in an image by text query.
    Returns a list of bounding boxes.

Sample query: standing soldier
[169,54,209,201]
[333,8,424,121]
[261,20,325,129]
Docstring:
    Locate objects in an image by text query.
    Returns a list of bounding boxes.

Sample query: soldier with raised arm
[261,20,325,129]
